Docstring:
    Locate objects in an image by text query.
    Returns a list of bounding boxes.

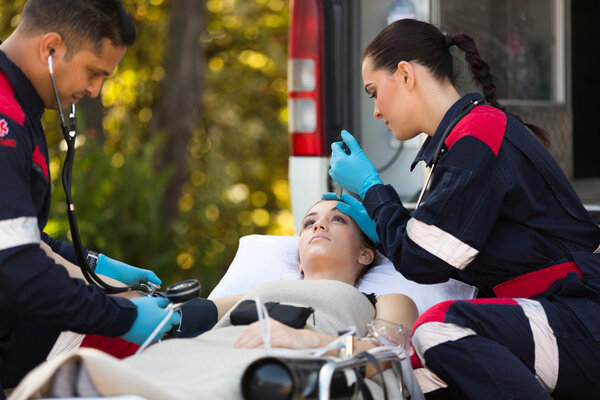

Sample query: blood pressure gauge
[165,279,201,304]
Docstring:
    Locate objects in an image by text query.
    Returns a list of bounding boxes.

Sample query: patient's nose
[312,218,326,231]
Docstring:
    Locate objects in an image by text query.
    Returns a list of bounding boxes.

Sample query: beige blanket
[10,280,378,400]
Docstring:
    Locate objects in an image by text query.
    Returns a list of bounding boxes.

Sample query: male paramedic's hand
[122,297,181,345]
[329,130,383,199]
[323,192,380,246]
[94,254,161,286]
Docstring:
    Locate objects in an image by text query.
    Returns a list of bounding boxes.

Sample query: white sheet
[209,234,477,315]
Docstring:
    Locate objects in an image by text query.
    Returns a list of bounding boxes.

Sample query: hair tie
[444,33,455,49]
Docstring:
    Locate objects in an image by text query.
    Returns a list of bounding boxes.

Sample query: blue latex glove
[95,254,161,286]
[322,192,380,246]
[122,297,181,345]
[329,130,383,199]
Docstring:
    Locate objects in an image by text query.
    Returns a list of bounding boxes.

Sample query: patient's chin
[300,249,347,275]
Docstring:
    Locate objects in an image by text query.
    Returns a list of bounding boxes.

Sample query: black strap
[355,371,375,400]
[356,351,389,400]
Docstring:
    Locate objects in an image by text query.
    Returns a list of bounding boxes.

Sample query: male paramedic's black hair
[363,19,550,147]
[19,0,136,57]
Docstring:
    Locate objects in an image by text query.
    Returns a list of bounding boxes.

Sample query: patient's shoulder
[375,293,418,330]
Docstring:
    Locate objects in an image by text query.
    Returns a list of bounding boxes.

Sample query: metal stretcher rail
[317,347,423,400]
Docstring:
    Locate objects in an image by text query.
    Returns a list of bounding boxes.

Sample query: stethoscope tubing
[415,99,480,209]
[49,54,149,295]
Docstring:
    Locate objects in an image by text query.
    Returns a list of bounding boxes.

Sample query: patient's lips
[309,234,331,244]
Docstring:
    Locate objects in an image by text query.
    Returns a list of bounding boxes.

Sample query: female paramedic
[327,19,600,399]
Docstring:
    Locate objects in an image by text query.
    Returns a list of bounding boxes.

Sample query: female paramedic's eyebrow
[364,82,374,95]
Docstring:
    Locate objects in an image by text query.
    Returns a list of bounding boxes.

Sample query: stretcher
[11,235,476,400]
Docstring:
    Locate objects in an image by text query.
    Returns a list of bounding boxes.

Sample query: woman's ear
[395,61,414,89]
[357,248,375,266]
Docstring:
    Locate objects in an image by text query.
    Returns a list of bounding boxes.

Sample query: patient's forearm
[307,331,385,378]
[211,294,244,320]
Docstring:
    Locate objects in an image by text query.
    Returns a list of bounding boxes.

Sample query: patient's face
[298,200,367,282]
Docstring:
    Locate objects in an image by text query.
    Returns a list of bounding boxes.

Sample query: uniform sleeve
[364,135,506,284]
[41,232,87,266]
[0,115,136,336]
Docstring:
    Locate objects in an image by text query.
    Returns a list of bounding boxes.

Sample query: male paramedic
[0,0,180,393]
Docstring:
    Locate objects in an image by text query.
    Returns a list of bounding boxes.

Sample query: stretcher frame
[316,346,423,400]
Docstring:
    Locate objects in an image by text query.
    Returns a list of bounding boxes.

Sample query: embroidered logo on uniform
[0,118,16,148]
[0,119,8,137]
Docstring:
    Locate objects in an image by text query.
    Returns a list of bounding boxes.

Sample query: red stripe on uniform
[445,105,506,156]
[0,71,25,126]
[412,298,519,333]
[493,261,581,298]
[32,145,49,180]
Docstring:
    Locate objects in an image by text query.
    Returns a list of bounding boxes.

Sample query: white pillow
[208,234,477,315]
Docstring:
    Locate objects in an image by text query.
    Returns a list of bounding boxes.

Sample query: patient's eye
[331,214,346,223]
[302,218,316,229]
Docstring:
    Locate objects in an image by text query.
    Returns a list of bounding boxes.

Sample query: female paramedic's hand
[122,297,181,346]
[329,130,383,199]
[234,318,321,350]
[322,192,380,246]
[94,254,161,286]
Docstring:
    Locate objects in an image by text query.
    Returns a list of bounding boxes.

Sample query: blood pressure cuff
[164,297,218,339]
[230,300,315,329]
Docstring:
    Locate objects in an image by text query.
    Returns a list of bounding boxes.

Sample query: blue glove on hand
[95,254,161,286]
[329,130,383,199]
[122,297,181,346]
[322,192,380,246]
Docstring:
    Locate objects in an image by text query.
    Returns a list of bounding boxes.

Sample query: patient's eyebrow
[303,206,340,221]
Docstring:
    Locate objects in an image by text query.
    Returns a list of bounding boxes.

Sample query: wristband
[86,250,99,272]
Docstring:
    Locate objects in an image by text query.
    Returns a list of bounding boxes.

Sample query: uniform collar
[411,92,483,170]
[0,49,45,123]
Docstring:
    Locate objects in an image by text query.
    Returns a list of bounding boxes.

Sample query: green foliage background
[0,0,293,294]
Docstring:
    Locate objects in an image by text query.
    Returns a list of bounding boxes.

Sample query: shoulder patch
[0,70,25,126]
[0,118,16,148]
[0,118,8,137]
[444,105,506,156]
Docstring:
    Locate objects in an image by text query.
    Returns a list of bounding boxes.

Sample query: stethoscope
[48,50,201,301]
[414,98,481,208]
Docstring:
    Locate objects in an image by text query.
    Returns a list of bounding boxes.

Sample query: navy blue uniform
[363,93,600,398]
[0,50,136,390]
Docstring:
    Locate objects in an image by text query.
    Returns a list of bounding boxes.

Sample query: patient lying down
[10,200,418,400]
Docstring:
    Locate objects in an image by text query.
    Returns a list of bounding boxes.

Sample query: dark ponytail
[363,19,550,147]
[449,33,550,146]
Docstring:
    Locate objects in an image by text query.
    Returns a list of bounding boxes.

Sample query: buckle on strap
[493,262,582,298]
